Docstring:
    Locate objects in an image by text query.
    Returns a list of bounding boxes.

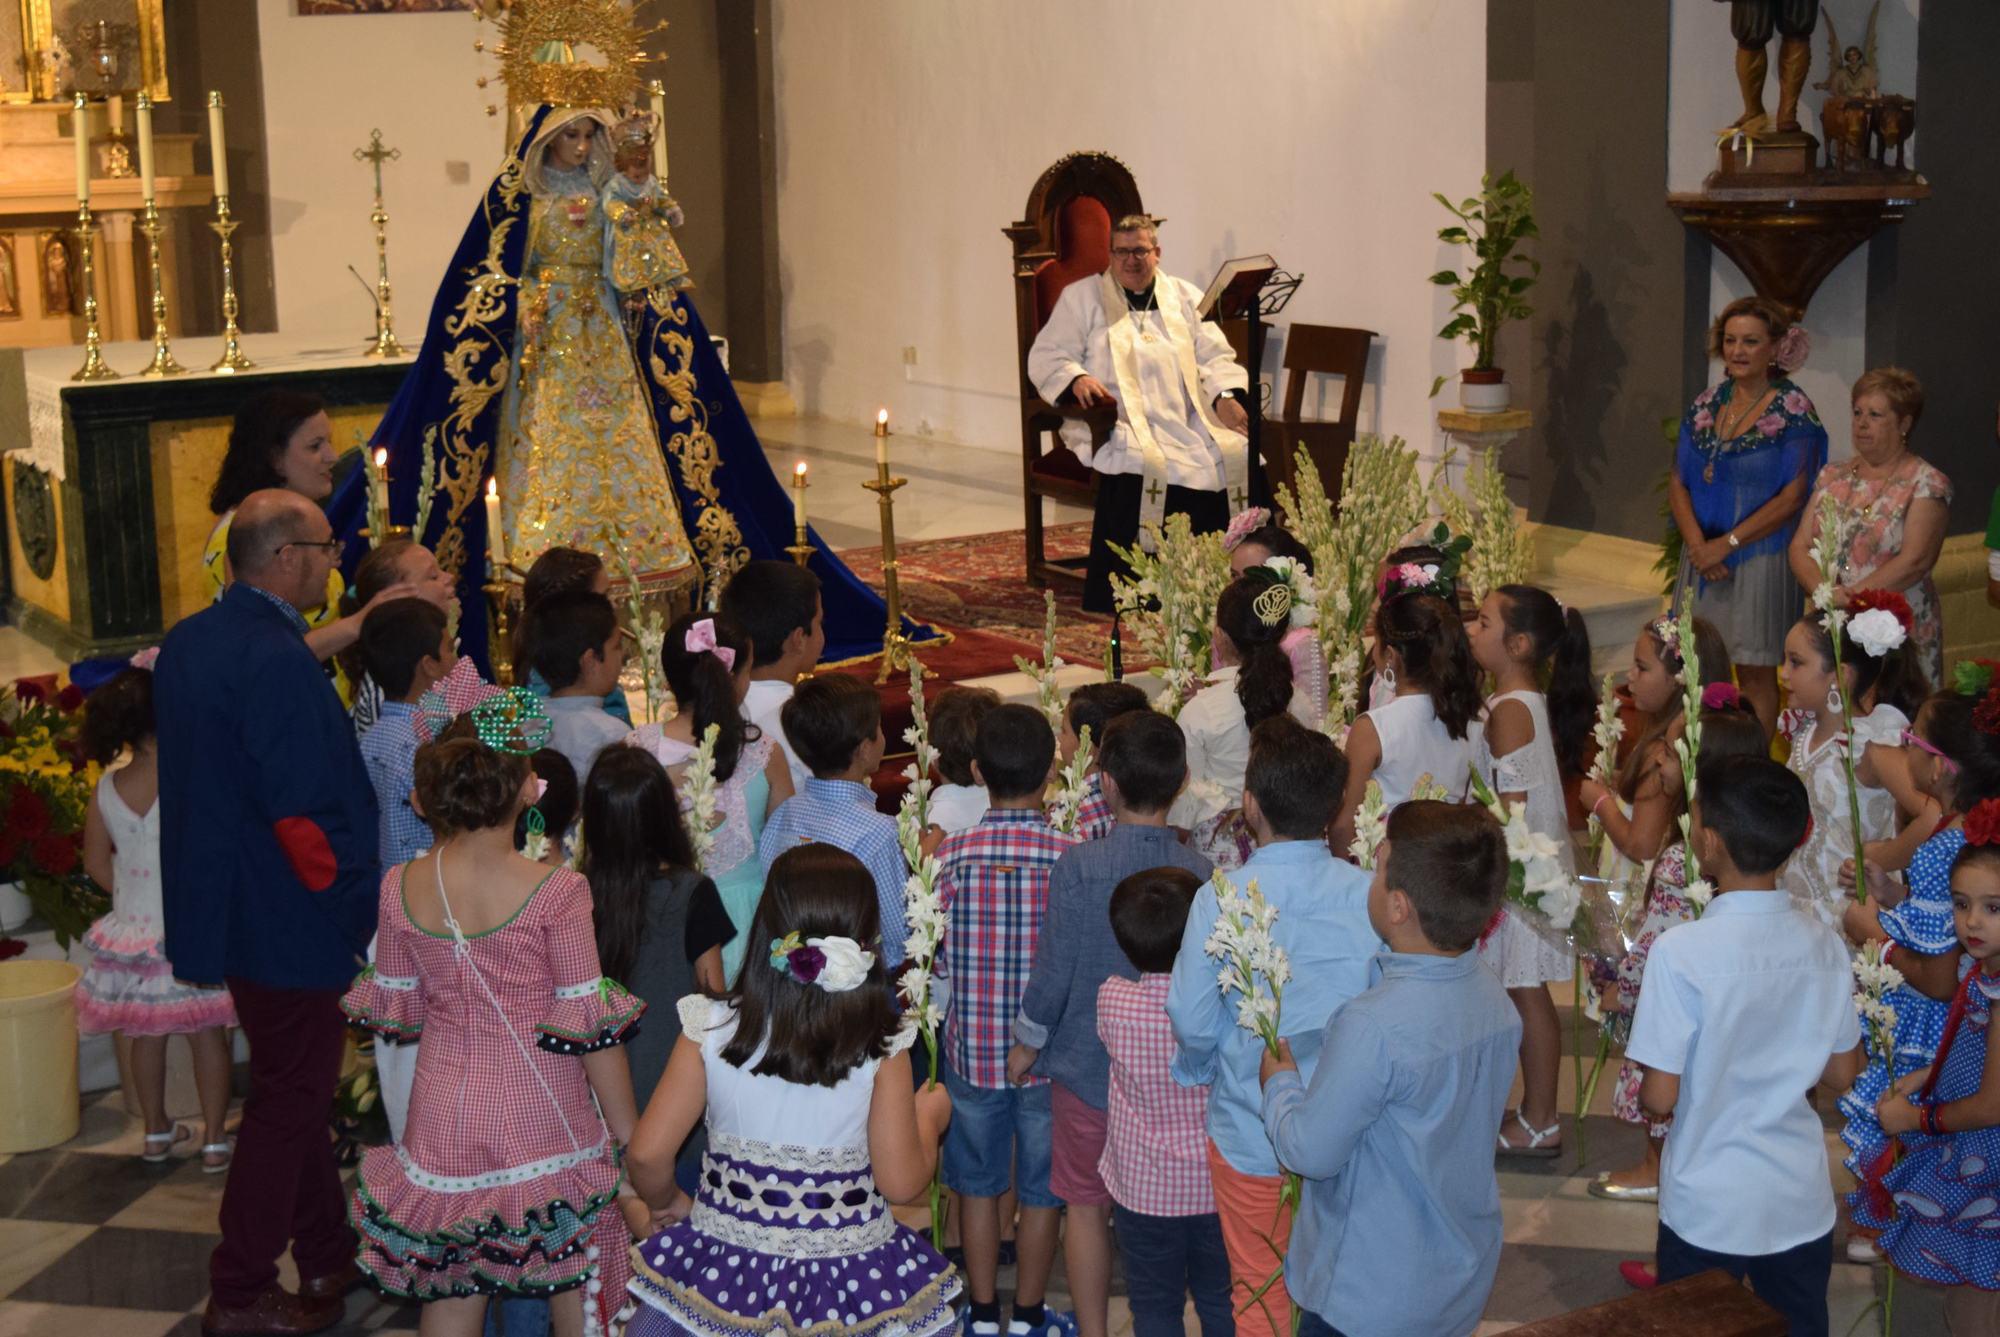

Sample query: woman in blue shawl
[1668,294,1827,734]
[333,103,922,672]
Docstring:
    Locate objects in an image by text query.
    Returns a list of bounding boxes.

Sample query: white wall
[256,1,500,339]
[1667,0,1919,463]
[770,0,1488,462]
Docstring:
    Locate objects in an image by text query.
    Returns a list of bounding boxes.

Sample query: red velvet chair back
[1032,195,1113,334]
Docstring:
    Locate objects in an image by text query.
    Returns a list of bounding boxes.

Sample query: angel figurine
[1814,1,1880,100]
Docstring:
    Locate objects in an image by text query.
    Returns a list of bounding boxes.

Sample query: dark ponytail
[1795,614,1925,720]
[661,611,755,783]
[1375,592,1481,740]
[1216,572,1295,731]
[1497,584,1595,776]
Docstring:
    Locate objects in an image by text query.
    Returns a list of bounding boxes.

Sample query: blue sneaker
[1009,1311,1079,1337]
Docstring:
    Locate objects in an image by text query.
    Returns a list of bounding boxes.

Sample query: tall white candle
[648,81,669,181]
[791,462,808,529]
[207,91,230,200]
[485,477,509,570]
[135,92,157,204]
[73,94,90,204]
[373,448,392,529]
[874,408,889,469]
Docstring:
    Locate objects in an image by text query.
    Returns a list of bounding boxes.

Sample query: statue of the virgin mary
[334,30,929,671]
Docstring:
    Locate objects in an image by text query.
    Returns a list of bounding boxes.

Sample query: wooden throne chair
[1004,152,1146,589]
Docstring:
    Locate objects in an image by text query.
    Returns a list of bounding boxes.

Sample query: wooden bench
[1502,1269,1787,1335]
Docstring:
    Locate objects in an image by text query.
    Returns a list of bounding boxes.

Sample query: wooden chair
[1003,152,1146,589]
[1265,323,1375,503]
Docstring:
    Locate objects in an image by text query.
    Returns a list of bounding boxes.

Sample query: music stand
[1199,255,1302,487]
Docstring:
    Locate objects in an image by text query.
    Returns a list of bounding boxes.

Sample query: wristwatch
[1726,532,1741,550]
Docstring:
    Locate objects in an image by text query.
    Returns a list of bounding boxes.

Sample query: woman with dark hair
[626,611,794,982]
[1668,295,1828,734]
[1225,507,1328,727]
[201,389,413,686]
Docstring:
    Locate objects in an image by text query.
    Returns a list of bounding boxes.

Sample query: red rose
[11,679,45,705]
[31,833,78,876]
[5,789,50,840]
[1967,799,2000,849]
[1848,588,1915,635]
[55,684,83,713]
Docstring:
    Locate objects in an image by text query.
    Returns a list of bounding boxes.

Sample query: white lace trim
[707,1130,871,1175]
[686,1196,895,1259]
[394,1137,611,1193]
[677,993,715,1037]
[374,973,419,992]
[553,978,602,1000]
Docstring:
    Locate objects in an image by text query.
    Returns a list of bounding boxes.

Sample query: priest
[1029,213,1258,613]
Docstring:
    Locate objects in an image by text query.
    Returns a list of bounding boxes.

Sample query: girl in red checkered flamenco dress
[341,695,646,1336]
[620,843,960,1336]
[71,658,237,1171]
[1870,806,2000,1331]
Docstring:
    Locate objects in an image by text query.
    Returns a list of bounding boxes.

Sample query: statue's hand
[666,202,686,228]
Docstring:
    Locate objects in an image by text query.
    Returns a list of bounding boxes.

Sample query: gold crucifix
[1144,477,1165,505]
[354,129,406,358]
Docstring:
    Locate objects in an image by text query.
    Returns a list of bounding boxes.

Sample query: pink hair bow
[412,657,502,744]
[128,646,161,672]
[685,618,735,672]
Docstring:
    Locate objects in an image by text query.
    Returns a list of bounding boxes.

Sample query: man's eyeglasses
[1900,730,1958,771]
[277,539,343,557]
[1110,246,1157,260]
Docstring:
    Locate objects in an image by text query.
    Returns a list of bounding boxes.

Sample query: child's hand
[1005,1043,1039,1086]
[914,1081,953,1144]
[1876,1090,1924,1134]
[1577,777,1608,817]
[1259,1038,1297,1087]
[1890,1066,1933,1099]
[919,825,947,860]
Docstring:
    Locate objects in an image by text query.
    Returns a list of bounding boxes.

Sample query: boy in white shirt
[1628,754,1864,1337]
[720,560,825,792]
[928,685,999,835]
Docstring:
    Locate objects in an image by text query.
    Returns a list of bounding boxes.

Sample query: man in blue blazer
[157,488,380,1336]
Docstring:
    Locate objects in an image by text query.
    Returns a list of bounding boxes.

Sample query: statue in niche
[1718,0,1818,135]
[40,232,74,317]
[1814,2,1880,100]
[0,238,18,318]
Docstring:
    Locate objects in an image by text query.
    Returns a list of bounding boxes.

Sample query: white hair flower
[1848,607,1908,658]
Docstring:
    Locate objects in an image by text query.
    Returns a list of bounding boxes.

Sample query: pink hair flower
[1772,326,1812,374]
[1701,682,1744,711]
[1223,507,1272,552]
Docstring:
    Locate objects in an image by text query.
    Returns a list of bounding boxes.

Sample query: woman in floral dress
[1789,367,1951,688]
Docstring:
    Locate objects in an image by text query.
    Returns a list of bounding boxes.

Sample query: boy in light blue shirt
[1168,715,1377,1330]
[1259,800,1519,1337]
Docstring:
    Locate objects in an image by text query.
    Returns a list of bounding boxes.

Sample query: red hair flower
[1976,684,2000,738]
[1701,682,1745,711]
[1847,589,1914,634]
[1966,798,2000,848]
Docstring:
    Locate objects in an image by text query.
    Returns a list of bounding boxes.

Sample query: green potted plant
[1430,170,1539,413]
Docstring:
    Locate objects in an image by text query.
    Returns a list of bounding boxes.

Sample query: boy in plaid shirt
[938,704,1075,1337]
[1099,867,1231,1337]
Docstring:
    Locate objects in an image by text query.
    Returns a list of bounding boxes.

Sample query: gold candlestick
[484,580,516,688]
[208,196,255,373]
[786,463,813,565]
[70,202,117,382]
[136,202,185,376]
[353,129,406,358]
[864,459,915,684]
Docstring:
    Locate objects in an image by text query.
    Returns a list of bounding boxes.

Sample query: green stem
[1832,638,1870,908]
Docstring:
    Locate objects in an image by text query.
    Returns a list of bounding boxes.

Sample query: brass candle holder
[484,579,517,688]
[70,202,117,382]
[208,196,255,373]
[136,202,185,377]
[786,464,814,565]
[354,129,406,358]
[864,463,915,684]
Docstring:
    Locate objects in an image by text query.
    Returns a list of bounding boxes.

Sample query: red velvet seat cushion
[1029,195,1112,485]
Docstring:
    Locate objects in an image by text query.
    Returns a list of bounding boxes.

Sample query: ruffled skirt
[73,916,236,1036]
[1841,983,1950,1230]
[1878,1128,2000,1287]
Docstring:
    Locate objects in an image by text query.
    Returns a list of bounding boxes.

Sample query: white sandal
[1496,1109,1563,1158]
[140,1124,189,1163]
[201,1138,235,1174]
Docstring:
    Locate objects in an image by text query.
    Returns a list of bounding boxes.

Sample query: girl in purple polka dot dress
[621,844,959,1335]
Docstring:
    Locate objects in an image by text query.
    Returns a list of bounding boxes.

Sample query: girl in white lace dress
[1469,586,1595,1157]
[621,844,958,1335]
[1776,595,1928,930]
[626,612,793,983]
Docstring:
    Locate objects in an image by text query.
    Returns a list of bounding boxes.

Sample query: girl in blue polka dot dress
[1872,814,2000,1331]
[1841,676,2000,1252]
[619,844,959,1335]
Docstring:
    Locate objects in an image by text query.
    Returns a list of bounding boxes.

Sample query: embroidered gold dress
[496,161,694,584]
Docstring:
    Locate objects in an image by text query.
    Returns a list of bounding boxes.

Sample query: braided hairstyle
[1374,591,1482,740]
[1215,570,1296,731]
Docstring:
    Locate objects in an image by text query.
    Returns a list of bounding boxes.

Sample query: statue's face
[1844,47,1864,72]
[549,120,595,169]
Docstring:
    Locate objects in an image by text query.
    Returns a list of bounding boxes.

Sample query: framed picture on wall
[41,0,170,101]
[297,1,473,13]
[1,1,36,101]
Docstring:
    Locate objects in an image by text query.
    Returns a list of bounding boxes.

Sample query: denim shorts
[939,1061,1058,1208]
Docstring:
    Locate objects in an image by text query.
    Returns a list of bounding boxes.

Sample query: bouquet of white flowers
[1853,939,1903,1064]
[683,723,722,873]
[892,661,948,1244]
[1467,765,1582,935]
[1109,514,1231,716]
[1348,779,1389,869]
[1047,725,1095,838]
[1585,673,1624,869]
[1666,603,1712,912]
[1011,589,1068,731]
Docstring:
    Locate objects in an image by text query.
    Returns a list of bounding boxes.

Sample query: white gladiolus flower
[1684,878,1715,910]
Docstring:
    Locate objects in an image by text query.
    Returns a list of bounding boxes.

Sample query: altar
[0,331,410,658]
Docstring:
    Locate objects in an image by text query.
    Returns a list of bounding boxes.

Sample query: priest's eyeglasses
[1110,246,1158,260]
[277,539,343,557]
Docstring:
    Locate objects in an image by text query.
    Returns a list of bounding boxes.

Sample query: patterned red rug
[834,522,1114,666]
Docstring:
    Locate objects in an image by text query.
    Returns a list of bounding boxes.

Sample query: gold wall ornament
[354,128,407,358]
[484,0,663,109]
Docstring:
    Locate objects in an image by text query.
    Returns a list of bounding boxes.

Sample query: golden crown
[474,0,661,110]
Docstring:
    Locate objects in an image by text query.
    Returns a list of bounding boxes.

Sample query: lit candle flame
[486,477,498,500]
[877,408,889,426]
[374,447,388,468]
[794,462,808,480]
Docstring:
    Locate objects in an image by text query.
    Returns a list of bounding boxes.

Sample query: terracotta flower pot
[1460,369,1510,414]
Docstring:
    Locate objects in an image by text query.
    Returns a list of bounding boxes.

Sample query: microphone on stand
[348,265,382,347]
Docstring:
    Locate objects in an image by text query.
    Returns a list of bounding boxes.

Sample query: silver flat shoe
[1587,1172,1659,1203]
